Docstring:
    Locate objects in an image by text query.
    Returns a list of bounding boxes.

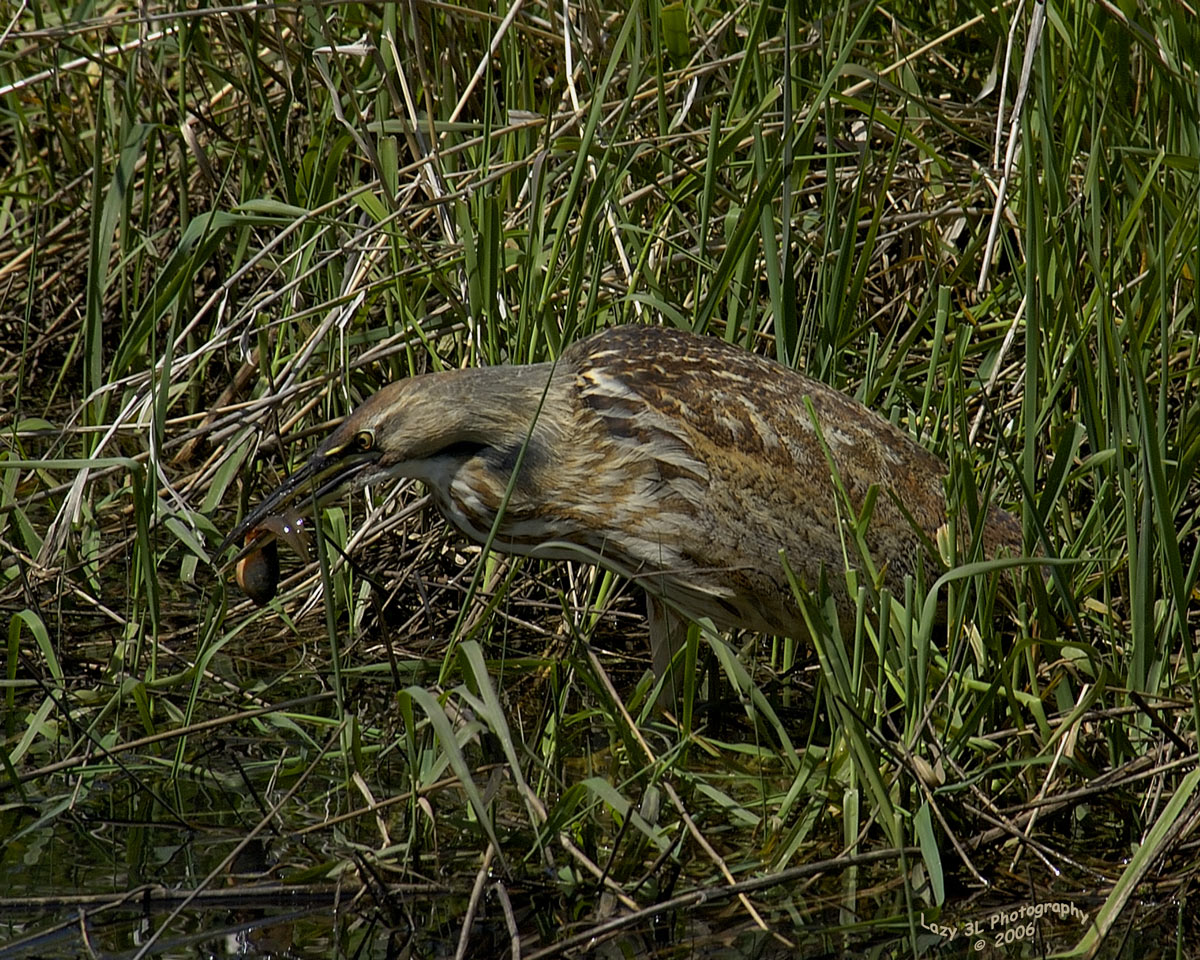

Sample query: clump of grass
[1,1,1198,956]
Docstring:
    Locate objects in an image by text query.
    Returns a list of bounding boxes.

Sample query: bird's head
[218,361,560,567]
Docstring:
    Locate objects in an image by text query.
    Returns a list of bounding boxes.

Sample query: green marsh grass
[1,1,1198,955]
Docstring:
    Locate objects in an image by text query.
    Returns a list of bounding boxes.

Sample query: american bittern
[224,325,1022,702]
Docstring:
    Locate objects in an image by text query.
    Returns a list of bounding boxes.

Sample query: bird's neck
[420,360,564,447]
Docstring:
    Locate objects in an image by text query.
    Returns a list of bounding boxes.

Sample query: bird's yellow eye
[354,430,373,452]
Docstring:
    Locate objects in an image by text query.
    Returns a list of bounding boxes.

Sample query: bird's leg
[646,594,690,712]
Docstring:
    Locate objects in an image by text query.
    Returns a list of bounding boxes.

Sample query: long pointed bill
[217,446,381,566]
